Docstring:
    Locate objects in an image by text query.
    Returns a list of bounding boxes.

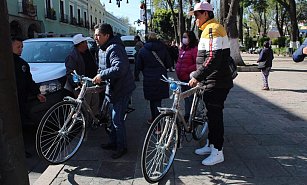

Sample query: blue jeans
[108,94,131,151]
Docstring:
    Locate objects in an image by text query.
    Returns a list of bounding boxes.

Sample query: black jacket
[14,54,40,120]
[137,40,172,100]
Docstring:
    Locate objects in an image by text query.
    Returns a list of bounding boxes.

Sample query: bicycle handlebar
[161,75,189,86]
[72,70,108,88]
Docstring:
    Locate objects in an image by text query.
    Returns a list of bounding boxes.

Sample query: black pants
[203,88,230,150]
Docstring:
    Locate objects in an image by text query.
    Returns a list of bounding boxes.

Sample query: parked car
[21,37,94,125]
[121,35,136,63]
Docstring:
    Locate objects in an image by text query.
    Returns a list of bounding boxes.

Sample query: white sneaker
[202,146,224,166]
[195,141,212,155]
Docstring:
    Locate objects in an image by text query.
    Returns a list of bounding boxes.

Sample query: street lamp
[140,0,148,34]
[109,0,128,8]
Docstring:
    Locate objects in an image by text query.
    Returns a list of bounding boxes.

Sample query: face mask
[182,38,189,45]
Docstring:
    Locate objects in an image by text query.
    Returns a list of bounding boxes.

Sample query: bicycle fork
[60,100,83,134]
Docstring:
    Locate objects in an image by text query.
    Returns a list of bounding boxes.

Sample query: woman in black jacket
[257,41,274,90]
[137,32,172,124]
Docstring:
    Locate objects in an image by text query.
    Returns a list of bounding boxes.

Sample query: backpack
[227,56,238,79]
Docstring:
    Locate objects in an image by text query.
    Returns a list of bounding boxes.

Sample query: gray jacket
[64,47,85,93]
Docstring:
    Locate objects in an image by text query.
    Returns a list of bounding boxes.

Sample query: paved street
[25,53,307,184]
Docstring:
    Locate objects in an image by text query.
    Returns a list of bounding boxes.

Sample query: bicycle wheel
[36,100,86,164]
[141,113,178,183]
[192,94,208,140]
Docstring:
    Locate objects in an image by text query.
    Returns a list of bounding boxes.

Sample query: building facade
[8,0,129,38]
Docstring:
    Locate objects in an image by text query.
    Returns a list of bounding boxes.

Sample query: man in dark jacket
[65,34,100,116]
[93,24,136,159]
[189,1,233,166]
[12,37,46,157]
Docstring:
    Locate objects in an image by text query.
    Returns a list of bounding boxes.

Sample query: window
[69,5,73,18]
[60,1,64,17]
[77,8,81,23]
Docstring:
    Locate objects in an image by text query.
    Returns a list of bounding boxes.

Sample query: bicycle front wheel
[36,101,86,164]
[192,94,208,140]
[141,113,178,183]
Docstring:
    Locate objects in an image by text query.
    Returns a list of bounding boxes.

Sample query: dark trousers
[134,58,140,80]
[203,88,230,150]
[181,82,193,119]
[149,100,162,120]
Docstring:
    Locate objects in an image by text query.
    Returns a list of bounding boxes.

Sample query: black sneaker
[101,143,117,151]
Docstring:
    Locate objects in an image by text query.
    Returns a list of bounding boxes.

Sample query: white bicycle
[141,76,208,183]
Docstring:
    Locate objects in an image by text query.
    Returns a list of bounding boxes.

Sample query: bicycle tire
[141,113,178,183]
[36,100,86,164]
[191,94,208,140]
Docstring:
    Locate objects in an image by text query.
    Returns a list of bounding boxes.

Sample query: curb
[33,164,64,185]
[237,65,260,72]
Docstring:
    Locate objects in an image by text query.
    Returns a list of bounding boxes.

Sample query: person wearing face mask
[175,31,198,121]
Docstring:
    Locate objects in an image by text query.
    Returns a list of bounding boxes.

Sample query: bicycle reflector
[170,82,178,91]
[73,74,80,83]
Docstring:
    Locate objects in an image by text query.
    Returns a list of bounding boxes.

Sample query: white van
[121,35,136,62]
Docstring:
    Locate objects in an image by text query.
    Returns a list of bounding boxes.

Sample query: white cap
[73,34,91,45]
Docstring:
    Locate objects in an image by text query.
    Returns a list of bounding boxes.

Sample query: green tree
[152,9,176,40]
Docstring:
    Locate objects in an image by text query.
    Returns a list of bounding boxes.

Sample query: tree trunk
[275,2,284,37]
[0,0,30,184]
[289,0,298,44]
[220,0,228,25]
[238,4,243,45]
[178,0,185,41]
[166,0,179,44]
[224,0,245,66]
[276,0,299,46]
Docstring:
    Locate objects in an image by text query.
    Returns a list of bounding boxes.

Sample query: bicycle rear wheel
[141,113,178,183]
[36,100,86,164]
[191,94,208,140]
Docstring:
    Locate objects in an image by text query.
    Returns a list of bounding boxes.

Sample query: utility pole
[0,0,30,184]
[144,0,148,34]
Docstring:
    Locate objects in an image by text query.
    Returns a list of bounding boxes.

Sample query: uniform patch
[22,65,27,72]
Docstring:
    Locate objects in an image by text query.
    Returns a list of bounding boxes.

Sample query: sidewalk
[29,54,307,184]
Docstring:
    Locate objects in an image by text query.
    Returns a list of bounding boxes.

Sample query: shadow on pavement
[272,68,307,73]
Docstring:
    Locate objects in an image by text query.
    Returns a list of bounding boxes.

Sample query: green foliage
[297,0,307,22]
[272,47,287,56]
[152,9,177,40]
[258,36,270,47]
[278,37,286,47]
[244,36,253,50]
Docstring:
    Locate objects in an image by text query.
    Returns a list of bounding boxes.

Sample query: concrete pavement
[27,53,307,184]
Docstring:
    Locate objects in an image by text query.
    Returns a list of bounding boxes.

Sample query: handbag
[257,61,266,69]
[152,51,166,69]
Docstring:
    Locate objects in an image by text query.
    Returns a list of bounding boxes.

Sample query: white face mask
[182,38,189,45]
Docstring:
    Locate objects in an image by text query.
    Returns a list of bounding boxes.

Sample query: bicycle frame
[157,85,203,133]
[61,75,101,133]
[157,76,206,147]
